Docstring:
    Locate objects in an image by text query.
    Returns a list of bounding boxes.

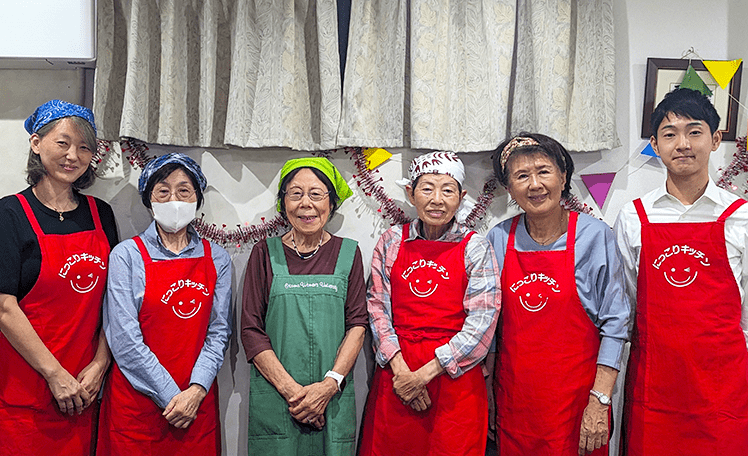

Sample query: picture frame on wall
[641,57,743,140]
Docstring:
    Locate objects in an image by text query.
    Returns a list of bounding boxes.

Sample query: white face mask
[151,201,197,233]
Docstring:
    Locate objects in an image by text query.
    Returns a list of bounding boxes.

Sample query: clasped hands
[163,384,207,429]
[392,368,431,412]
[285,378,338,430]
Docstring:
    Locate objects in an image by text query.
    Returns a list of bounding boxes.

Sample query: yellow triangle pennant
[702,59,742,90]
[363,148,392,170]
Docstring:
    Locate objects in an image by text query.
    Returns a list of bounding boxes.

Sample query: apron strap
[566,211,579,268]
[85,195,103,232]
[201,238,212,259]
[633,198,649,225]
[717,198,747,222]
[15,193,44,238]
[333,238,358,277]
[132,236,153,265]
[267,236,290,276]
[401,223,411,242]
[506,214,522,251]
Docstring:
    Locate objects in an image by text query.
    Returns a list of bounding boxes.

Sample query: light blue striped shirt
[486,212,630,370]
[103,221,232,408]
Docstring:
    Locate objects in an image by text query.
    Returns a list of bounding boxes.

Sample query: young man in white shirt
[614,87,748,456]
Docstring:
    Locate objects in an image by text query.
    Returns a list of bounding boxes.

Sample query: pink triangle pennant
[581,173,616,209]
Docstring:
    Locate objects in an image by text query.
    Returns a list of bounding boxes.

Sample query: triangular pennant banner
[363,148,393,170]
[702,59,742,90]
[680,65,712,96]
[641,143,658,157]
[581,173,616,209]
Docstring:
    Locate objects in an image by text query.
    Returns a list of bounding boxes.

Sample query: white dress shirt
[614,179,748,347]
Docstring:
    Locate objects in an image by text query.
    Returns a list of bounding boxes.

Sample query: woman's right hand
[45,367,90,416]
[389,352,432,411]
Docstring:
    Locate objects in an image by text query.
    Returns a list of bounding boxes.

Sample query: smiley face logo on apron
[400,258,450,299]
[509,272,561,313]
[652,244,711,288]
[58,253,107,294]
[160,279,211,320]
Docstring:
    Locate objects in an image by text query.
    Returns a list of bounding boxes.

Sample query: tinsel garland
[561,194,595,216]
[192,214,289,249]
[716,135,748,193]
[91,139,109,171]
[118,142,593,247]
[348,147,411,226]
[121,138,154,169]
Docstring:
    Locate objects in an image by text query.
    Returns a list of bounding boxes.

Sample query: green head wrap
[277,157,353,211]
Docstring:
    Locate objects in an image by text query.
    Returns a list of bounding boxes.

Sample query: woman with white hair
[359,151,500,456]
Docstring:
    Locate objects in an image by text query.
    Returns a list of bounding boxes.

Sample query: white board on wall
[0,0,96,69]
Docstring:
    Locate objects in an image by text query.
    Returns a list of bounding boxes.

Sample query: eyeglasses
[284,189,330,202]
[151,185,197,203]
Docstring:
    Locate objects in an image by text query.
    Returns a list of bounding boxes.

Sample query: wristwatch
[324,370,346,392]
[590,389,612,406]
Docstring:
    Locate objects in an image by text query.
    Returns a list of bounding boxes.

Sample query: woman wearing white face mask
[97,153,232,456]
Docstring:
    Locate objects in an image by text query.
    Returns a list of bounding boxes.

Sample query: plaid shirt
[367,220,500,378]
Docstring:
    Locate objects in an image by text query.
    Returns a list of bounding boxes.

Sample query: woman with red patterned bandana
[486,133,629,456]
[97,153,232,456]
[359,151,500,456]
[0,100,119,455]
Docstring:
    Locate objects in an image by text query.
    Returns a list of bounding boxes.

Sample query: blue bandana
[138,153,208,195]
[24,100,97,135]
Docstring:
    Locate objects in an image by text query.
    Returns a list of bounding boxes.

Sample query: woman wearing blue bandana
[0,100,119,455]
[97,153,232,456]
[241,157,367,455]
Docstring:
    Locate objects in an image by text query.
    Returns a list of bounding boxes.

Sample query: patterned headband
[499,137,540,170]
[408,151,465,186]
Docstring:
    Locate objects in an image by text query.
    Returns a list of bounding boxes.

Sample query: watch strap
[324,370,344,392]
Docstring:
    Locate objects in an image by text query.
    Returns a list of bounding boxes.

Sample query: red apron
[495,212,607,456]
[622,198,748,456]
[0,194,110,456]
[97,236,220,456]
[359,224,487,456]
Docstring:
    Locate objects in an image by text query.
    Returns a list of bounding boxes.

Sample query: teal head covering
[277,157,353,210]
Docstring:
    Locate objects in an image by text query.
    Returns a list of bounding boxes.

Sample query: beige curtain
[338,0,618,152]
[510,0,619,151]
[95,0,618,153]
[94,0,341,150]
[338,0,517,152]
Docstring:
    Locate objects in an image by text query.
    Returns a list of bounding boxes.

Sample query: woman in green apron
[241,157,367,455]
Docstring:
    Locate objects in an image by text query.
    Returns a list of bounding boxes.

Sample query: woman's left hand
[163,384,207,429]
[578,398,609,455]
[288,378,338,429]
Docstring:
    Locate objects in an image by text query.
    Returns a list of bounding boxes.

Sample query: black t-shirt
[0,187,119,301]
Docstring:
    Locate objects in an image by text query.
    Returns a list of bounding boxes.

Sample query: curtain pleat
[509,0,619,151]
[338,0,516,152]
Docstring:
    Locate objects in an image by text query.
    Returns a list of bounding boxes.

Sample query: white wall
[0,1,745,454]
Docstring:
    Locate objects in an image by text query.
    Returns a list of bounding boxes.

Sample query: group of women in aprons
[1,93,746,456]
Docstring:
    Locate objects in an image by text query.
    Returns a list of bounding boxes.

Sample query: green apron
[248,236,358,456]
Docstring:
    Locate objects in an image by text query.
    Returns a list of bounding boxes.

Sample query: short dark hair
[492,132,575,198]
[650,88,720,137]
[141,162,204,209]
[277,167,340,221]
[26,116,97,190]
